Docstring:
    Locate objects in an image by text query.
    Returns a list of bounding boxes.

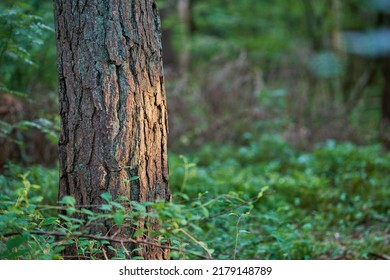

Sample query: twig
[199,192,271,222]
[120,241,130,258]
[199,198,253,222]
[177,228,213,259]
[101,247,109,260]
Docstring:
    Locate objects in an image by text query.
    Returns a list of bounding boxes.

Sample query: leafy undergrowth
[1,137,389,259]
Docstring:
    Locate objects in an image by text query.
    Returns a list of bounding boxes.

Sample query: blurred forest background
[0,0,389,260]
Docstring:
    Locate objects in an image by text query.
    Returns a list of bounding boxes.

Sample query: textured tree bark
[54,0,170,259]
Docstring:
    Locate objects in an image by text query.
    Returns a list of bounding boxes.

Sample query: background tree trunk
[177,0,191,75]
[380,14,390,149]
[54,0,170,259]
[380,57,390,149]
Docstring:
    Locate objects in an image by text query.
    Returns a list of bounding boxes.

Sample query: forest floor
[1,136,389,259]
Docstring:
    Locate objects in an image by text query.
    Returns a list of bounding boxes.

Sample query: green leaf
[130,176,139,181]
[133,229,147,238]
[257,186,269,199]
[207,249,215,255]
[30,184,40,190]
[60,196,76,206]
[107,245,117,252]
[179,193,190,201]
[43,217,58,226]
[110,201,125,210]
[100,204,112,211]
[201,207,209,218]
[131,247,144,253]
[29,196,43,203]
[131,203,146,213]
[53,246,65,254]
[124,176,139,183]
[58,214,71,222]
[81,208,94,216]
[113,211,124,226]
[6,234,28,250]
[66,207,76,215]
[100,192,112,202]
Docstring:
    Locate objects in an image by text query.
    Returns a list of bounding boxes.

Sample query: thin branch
[120,241,131,258]
[101,247,109,260]
[177,228,213,259]
[199,198,253,222]
[199,192,271,222]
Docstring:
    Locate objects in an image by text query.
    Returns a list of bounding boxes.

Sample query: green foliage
[169,137,390,259]
[189,0,286,60]
[0,118,60,146]
[1,139,389,259]
[160,0,386,148]
[0,173,63,259]
[0,163,58,206]
[0,1,54,90]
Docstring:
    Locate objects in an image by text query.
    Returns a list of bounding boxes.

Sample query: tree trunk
[380,14,390,149]
[177,0,191,74]
[160,1,179,76]
[381,57,390,149]
[54,0,170,259]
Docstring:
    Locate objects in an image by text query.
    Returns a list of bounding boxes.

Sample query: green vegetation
[1,0,389,260]
[1,138,389,259]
